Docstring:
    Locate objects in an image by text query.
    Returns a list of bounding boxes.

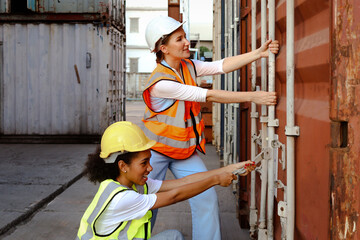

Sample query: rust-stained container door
[330,0,360,239]
[240,0,332,239]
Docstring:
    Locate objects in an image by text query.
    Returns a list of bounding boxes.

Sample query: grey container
[0,23,125,137]
[0,0,125,28]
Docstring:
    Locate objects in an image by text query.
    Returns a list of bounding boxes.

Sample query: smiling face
[119,149,153,187]
[161,27,190,61]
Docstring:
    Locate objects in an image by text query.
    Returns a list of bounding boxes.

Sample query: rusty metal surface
[275,2,331,240]
[205,0,359,238]
[330,0,360,239]
[240,0,332,239]
[0,0,125,29]
[0,13,101,22]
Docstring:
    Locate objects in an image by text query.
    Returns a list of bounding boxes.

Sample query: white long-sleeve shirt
[149,59,224,111]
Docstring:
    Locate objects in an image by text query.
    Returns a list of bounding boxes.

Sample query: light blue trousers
[150,229,184,240]
[149,151,221,240]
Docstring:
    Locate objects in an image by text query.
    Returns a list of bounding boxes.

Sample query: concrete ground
[0,101,250,240]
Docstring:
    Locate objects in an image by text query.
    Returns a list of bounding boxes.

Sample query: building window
[129,58,139,73]
[130,18,139,33]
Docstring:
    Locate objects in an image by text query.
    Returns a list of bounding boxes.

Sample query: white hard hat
[145,16,185,52]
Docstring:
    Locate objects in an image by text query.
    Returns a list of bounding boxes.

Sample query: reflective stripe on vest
[76,180,152,240]
[142,59,206,160]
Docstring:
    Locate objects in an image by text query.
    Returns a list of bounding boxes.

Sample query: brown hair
[154,34,171,63]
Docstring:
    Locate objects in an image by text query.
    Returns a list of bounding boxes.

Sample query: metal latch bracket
[285,126,300,136]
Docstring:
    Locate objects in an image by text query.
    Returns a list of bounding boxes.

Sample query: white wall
[125,0,167,73]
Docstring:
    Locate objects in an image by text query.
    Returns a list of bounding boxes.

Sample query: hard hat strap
[103,151,128,164]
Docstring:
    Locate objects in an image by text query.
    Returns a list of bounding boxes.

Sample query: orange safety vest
[142,59,206,160]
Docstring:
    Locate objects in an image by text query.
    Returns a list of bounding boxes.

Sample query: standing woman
[142,16,279,239]
[76,121,255,240]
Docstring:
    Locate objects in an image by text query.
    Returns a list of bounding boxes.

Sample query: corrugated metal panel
[238,0,333,238]
[220,0,333,239]
[214,0,359,238]
[0,0,8,13]
[272,1,331,238]
[0,1,125,28]
[34,0,125,26]
[108,28,126,123]
[239,0,332,238]
[36,0,105,13]
[0,23,125,135]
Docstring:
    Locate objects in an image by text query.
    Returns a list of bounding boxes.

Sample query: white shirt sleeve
[193,59,225,77]
[146,178,162,194]
[150,80,208,102]
[94,179,162,235]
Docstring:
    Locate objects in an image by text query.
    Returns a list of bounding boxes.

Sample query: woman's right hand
[217,172,237,187]
[251,91,277,105]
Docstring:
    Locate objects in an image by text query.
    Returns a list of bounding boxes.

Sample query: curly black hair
[85,146,139,184]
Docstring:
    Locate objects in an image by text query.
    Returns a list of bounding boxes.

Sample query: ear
[159,45,168,54]
[118,160,128,173]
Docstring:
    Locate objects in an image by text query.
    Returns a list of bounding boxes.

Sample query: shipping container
[0,23,125,137]
[212,0,360,239]
[0,0,125,32]
[0,0,126,142]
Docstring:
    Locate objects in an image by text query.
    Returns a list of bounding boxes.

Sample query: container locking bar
[272,139,286,170]
[252,133,262,147]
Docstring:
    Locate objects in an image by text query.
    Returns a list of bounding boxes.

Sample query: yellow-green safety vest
[76,179,152,240]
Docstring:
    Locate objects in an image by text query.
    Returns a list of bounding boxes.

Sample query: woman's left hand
[238,162,257,176]
[258,39,279,58]
[226,160,255,173]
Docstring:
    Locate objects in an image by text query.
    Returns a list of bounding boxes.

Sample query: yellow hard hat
[99,121,156,160]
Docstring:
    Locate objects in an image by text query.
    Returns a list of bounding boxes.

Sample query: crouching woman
[75,121,255,240]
